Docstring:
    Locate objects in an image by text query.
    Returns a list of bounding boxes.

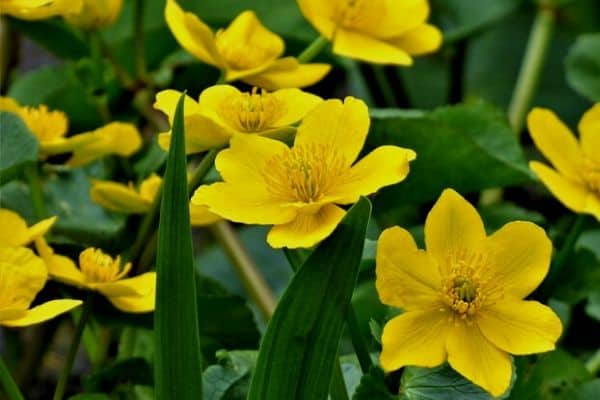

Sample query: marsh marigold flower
[0,246,81,327]
[0,0,82,20]
[0,209,56,247]
[154,85,322,153]
[528,104,600,221]
[376,189,562,396]
[193,97,416,248]
[298,0,442,65]
[64,0,122,30]
[165,0,331,90]
[35,240,156,313]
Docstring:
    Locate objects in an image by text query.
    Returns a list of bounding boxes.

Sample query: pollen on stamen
[219,88,285,133]
[79,248,125,283]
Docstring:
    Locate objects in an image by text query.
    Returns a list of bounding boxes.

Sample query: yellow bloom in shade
[0,0,82,20]
[35,240,156,313]
[64,0,122,30]
[0,209,56,247]
[154,85,323,153]
[528,104,600,221]
[164,0,331,89]
[376,189,562,396]
[0,246,81,327]
[192,97,416,248]
[298,0,442,65]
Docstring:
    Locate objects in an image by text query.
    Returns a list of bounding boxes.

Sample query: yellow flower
[154,85,323,153]
[64,0,122,30]
[192,97,416,248]
[90,174,220,225]
[0,209,56,247]
[0,246,81,327]
[164,0,331,90]
[35,240,156,313]
[298,0,442,65]
[0,0,82,20]
[0,97,142,165]
[528,104,600,221]
[376,189,562,396]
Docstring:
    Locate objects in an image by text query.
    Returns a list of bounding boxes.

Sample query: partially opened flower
[298,0,442,65]
[64,0,122,30]
[0,246,81,327]
[193,97,416,248]
[0,209,56,247]
[0,0,82,20]
[165,0,330,89]
[154,85,323,153]
[376,189,562,396]
[528,104,600,221]
[36,240,156,313]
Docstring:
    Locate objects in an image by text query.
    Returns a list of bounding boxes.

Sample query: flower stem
[371,66,398,107]
[216,71,226,84]
[133,0,148,84]
[127,182,162,264]
[53,295,93,400]
[346,306,373,373]
[297,35,329,63]
[24,162,47,220]
[507,6,555,135]
[0,356,24,400]
[187,149,219,192]
[209,221,277,321]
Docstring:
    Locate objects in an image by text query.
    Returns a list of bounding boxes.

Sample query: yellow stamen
[219,88,285,132]
[79,248,127,283]
[20,105,68,142]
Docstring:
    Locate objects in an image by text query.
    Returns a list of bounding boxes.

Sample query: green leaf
[84,358,153,392]
[248,198,372,400]
[559,380,600,400]
[154,93,203,400]
[0,112,39,185]
[353,367,396,400]
[203,351,258,400]
[67,394,110,400]
[566,33,600,102]
[479,202,545,233]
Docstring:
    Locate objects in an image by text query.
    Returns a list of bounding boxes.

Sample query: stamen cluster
[79,248,128,283]
[219,88,284,132]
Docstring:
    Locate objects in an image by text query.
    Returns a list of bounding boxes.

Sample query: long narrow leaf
[154,93,203,399]
[248,197,372,400]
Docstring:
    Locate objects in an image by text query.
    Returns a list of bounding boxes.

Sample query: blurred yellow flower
[0,209,56,247]
[298,0,442,65]
[154,85,322,153]
[192,97,416,248]
[0,246,81,327]
[36,240,156,313]
[165,0,331,89]
[529,104,600,221]
[64,0,122,30]
[0,0,82,20]
[376,189,562,396]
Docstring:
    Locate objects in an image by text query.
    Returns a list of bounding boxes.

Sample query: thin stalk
[24,162,47,220]
[371,66,398,107]
[127,182,162,264]
[209,221,277,320]
[216,71,226,84]
[0,356,24,400]
[330,351,350,400]
[53,295,93,400]
[97,35,136,90]
[346,306,373,373]
[297,35,329,63]
[187,149,219,193]
[133,0,148,83]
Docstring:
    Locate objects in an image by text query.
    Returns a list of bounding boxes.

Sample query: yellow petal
[332,146,416,204]
[578,103,600,160]
[528,108,583,181]
[0,246,47,308]
[0,96,24,114]
[380,309,448,372]
[138,174,162,203]
[269,88,323,127]
[478,300,562,355]
[35,238,86,287]
[266,204,345,248]
[333,29,413,65]
[424,189,486,272]
[296,0,340,39]
[190,203,221,226]
[154,89,202,126]
[295,97,369,167]
[446,322,513,397]
[484,221,552,299]
[164,0,221,67]
[26,216,57,242]
[0,209,31,246]
[1,299,82,327]
[1,0,83,20]
[376,226,442,310]
[94,273,154,298]
[104,272,155,313]
[350,0,430,39]
[90,180,150,214]
[242,58,331,90]
[388,23,443,56]
[40,134,97,156]
[158,114,232,154]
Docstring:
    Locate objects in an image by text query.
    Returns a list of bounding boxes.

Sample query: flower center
[219,88,284,133]
[21,105,68,142]
[336,0,382,30]
[262,144,347,203]
[582,157,600,195]
[79,248,127,283]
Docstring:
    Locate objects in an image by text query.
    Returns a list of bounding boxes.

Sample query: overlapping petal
[1,300,82,327]
[578,103,600,160]
[333,29,413,65]
[242,58,331,90]
[0,209,55,246]
[90,180,152,214]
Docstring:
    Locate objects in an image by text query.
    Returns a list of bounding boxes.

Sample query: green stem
[128,182,162,264]
[97,34,136,90]
[187,149,219,192]
[371,66,398,107]
[585,348,600,375]
[133,0,149,84]
[0,356,24,400]
[297,35,329,63]
[53,295,93,400]
[24,162,47,220]
[209,221,277,320]
[507,6,555,135]
[346,306,373,373]
[216,71,226,84]
[330,351,350,400]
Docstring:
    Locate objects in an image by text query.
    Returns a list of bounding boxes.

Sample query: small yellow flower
[164,0,331,90]
[376,189,562,396]
[64,0,122,30]
[154,85,323,153]
[298,0,442,65]
[0,246,81,327]
[0,0,82,20]
[192,97,416,248]
[35,240,156,313]
[0,209,56,247]
[528,104,600,221]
